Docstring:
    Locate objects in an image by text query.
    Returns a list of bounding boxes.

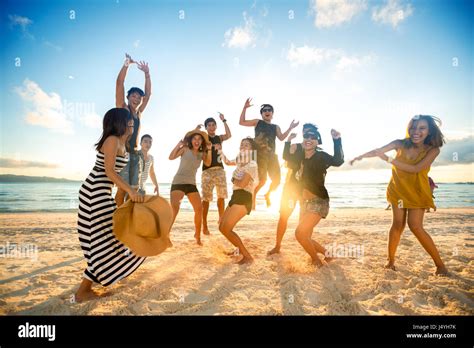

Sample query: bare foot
[74,289,110,303]
[384,261,396,271]
[435,266,449,276]
[264,193,271,207]
[194,234,203,246]
[267,247,280,255]
[225,249,239,256]
[324,256,335,263]
[237,256,254,265]
[312,258,324,268]
[203,228,210,236]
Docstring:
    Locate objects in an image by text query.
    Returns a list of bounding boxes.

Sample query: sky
[1,0,473,184]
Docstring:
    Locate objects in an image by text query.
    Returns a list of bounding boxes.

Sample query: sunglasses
[303,134,318,140]
[261,108,273,113]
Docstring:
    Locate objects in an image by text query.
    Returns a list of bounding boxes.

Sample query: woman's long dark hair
[403,115,445,148]
[95,108,131,152]
[186,133,205,152]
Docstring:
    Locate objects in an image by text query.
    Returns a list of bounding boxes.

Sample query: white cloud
[287,44,339,67]
[8,14,34,39]
[15,79,102,133]
[43,40,62,52]
[15,79,73,134]
[223,12,256,49]
[372,0,413,28]
[335,54,375,72]
[311,0,367,28]
[286,44,374,75]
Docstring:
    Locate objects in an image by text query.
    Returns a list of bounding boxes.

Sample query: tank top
[202,135,224,171]
[127,105,140,153]
[172,148,203,185]
[254,120,277,155]
[386,146,435,209]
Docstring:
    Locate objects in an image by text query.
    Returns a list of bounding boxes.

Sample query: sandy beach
[0,208,473,315]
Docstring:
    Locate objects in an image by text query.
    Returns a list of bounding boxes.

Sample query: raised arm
[282,133,297,161]
[137,61,151,113]
[169,140,186,160]
[330,130,344,166]
[102,136,143,202]
[116,53,134,108]
[219,113,232,141]
[277,120,299,141]
[350,139,403,165]
[239,98,259,127]
[377,147,440,174]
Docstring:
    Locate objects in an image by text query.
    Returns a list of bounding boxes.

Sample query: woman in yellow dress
[350,115,448,276]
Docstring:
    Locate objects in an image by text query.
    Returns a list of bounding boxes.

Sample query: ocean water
[0,182,472,213]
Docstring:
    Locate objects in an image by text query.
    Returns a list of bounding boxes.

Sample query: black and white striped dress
[77,152,145,286]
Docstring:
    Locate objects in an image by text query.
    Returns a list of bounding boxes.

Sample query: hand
[154,186,159,195]
[206,142,212,151]
[290,120,299,129]
[137,61,149,74]
[125,53,136,65]
[129,190,144,203]
[214,143,222,151]
[287,133,297,142]
[244,98,253,109]
[331,129,341,139]
[195,124,203,130]
[349,156,362,166]
[219,113,225,121]
[177,139,185,148]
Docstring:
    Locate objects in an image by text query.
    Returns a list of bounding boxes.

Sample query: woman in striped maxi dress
[75,108,145,302]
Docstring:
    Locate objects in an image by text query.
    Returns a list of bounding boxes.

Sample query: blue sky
[1,0,473,183]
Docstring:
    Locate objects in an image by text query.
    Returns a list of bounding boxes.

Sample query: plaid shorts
[201,167,228,202]
[302,197,330,219]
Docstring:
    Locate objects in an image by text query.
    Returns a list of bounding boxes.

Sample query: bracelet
[222,119,227,123]
[387,156,394,163]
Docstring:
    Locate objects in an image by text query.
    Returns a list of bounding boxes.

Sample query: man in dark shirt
[239,97,298,209]
[115,53,152,206]
[200,113,232,235]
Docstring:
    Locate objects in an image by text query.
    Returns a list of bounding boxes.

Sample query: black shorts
[171,184,199,195]
[257,153,280,184]
[228,189,253,215]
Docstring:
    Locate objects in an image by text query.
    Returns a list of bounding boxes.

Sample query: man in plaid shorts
[201,113,232,234]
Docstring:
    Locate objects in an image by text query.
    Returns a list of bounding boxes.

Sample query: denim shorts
[119,152,140,187]
[302,197,330,218]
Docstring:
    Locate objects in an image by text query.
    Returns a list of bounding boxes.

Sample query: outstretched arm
[239,98,259,127]
[282,133,297,161]
[350,139,403,165]
[137,61,151,113]
[219,113,232,141]
[377,147,440,173]
[277,120,299,141]
[116,53,134,108]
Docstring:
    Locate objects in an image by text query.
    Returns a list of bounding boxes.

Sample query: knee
[219,222,229,235]
[194,205,203,216]
[407,221,423,234]
[391,221,406,234]
[295,228,305,243]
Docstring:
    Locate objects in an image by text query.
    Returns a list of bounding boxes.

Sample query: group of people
[74,54,448,302]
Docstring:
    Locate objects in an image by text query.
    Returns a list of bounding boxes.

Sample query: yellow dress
[386,146,435,209]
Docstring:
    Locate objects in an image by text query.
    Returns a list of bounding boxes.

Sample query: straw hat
[113,195,173,257]
[184,129,210,145]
